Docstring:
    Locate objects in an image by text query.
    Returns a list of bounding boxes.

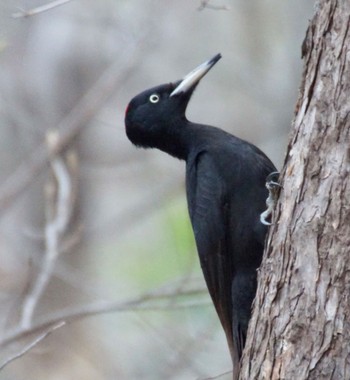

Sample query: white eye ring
[149,94,160,103]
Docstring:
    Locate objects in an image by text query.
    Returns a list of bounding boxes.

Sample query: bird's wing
[186,151,237,362]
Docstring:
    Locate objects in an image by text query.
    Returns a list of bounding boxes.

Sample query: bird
[125,54,276,376]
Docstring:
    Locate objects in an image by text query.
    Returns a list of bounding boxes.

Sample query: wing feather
[186,145,276,371]
[186,152,237,363]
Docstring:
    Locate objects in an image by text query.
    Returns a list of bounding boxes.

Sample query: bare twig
[0,322,65,371]
[0,47,140,215]
[1,284,207,348]
[12,0,73,18]
[20,137,73,329]
[198,370,233,379]
[198,0,230,11]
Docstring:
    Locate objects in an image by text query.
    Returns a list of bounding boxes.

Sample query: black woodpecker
[125,54,276,376]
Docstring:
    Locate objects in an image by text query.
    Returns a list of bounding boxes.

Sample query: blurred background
[0,1,313,379]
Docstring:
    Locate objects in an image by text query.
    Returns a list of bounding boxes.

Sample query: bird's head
[125,54,221,149]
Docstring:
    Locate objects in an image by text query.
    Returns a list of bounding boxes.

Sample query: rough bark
[239,1,350,379]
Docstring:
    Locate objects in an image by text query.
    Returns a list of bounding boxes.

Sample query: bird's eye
[149,94,160,103]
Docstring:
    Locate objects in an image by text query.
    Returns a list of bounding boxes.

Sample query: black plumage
[125,54,276,374]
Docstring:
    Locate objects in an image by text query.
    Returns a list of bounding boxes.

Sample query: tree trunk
[239,1,350,379]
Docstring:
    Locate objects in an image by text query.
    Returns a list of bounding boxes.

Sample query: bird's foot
[260,209,272,226]
[260,171,282,226]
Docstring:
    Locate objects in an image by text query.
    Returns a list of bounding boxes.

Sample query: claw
[260,171,282,225]
[260,209,272,226]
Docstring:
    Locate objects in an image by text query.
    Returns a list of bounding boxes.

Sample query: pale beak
[170,53,222,97]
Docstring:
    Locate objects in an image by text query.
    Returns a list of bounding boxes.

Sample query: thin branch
[1,284,207,348]
[198,0,230,11]
[0,46,140,215]
[0,322,65,371]
[198,370,233,379]
[20,141,73,329]
[12,0,73,18]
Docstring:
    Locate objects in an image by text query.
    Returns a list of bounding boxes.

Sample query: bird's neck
[153,118,197,161]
